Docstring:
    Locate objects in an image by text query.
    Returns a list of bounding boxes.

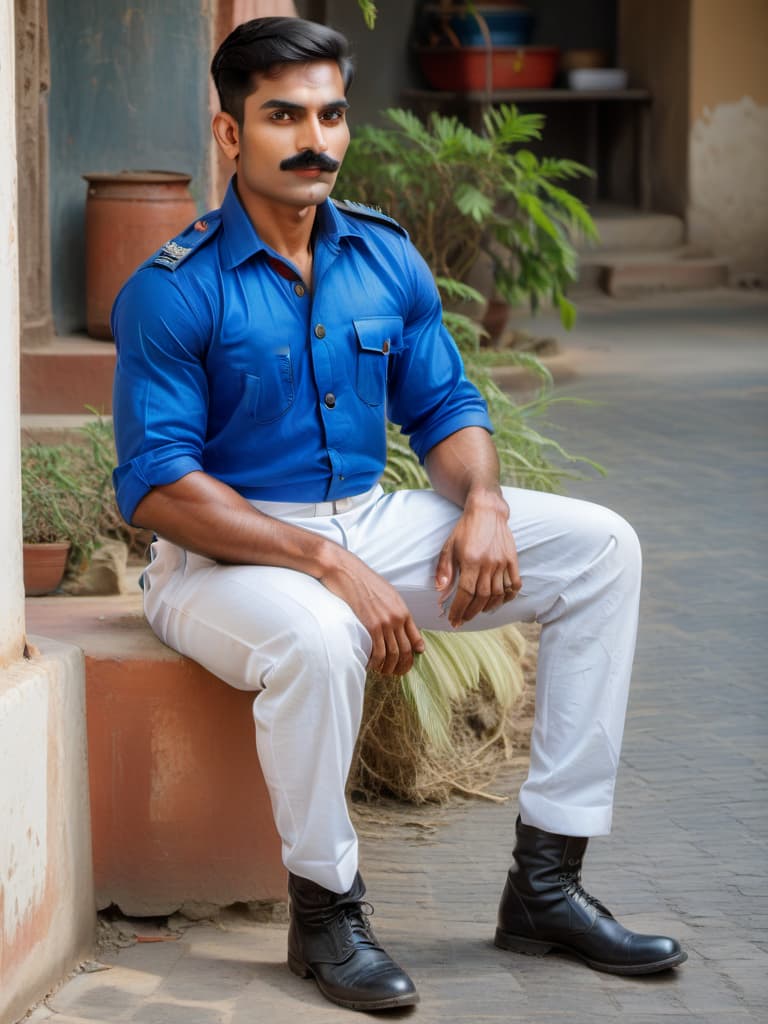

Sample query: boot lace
[346,901,380,949]
[559,873,605,913]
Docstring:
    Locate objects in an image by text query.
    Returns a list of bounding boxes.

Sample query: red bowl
[416,46,559,92]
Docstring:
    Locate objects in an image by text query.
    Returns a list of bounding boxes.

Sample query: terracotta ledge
[26,594,286,916]
[21,335,116,415]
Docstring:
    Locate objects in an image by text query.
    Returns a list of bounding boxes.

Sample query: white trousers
[143,485,641,893]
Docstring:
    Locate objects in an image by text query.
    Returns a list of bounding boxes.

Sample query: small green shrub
[337,106,597,330]
[22,443,104,568]
[22,416,145,572]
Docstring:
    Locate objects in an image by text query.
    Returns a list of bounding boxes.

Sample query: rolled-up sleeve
[111,269,211,523]
[387,241,493,462]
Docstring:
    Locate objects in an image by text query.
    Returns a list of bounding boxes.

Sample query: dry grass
[350,624,539,806]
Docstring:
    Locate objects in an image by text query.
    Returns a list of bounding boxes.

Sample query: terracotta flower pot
[23,542,71,596]
[83,171,197,340]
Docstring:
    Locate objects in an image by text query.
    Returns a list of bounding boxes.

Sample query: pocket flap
[353,316,403,355]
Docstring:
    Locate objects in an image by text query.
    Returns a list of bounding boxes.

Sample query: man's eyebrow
[260,98,350,111]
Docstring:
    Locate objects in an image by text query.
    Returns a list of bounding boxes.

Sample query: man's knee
[598,506,642,581]
[262,599,370,690]
[538,499,641,596]
[570,503,642,597]
[253,602,370,737]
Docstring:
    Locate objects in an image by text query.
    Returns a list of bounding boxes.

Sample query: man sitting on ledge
[111,16,687,1013]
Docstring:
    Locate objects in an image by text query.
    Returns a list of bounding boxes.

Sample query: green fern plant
[338,108,603,754]
[337,105,597,329]
[355,0,377,28]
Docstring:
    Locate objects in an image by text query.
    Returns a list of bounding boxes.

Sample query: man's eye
[321,109,345,122]
[270,111,292,121]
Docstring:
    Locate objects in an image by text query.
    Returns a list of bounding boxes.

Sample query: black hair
[211,17,353,126]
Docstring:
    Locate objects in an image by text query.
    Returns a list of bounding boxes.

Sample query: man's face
[221,60,350,213]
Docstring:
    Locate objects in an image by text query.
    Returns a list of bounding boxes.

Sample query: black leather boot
[495,818,687,975]
[287,871,419,1010]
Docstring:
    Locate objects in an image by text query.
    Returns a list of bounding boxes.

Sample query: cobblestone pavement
[24,290,768,1023]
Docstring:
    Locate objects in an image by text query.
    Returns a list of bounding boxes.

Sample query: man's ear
[212,111,240,161]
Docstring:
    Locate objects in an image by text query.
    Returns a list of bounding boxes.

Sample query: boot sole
[494,928,688,976]
[288,952,420,1010]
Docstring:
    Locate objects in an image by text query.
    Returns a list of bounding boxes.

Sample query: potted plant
[335,105,603,797]
[336,104,597,342]
[412,2,560,93]
[21,430,116,595]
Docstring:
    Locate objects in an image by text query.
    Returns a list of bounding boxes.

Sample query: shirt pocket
[241,347,295,423]
[353,317,403,407]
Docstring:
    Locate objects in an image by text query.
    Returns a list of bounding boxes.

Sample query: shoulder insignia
[332,199,407,237]
[151,210,223,271]
[154,240,193,269]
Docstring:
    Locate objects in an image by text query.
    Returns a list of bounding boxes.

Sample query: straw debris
[350,623,539,805]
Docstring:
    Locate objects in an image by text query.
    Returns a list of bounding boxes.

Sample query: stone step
[579,204,686,253]
[597,254,730,298]
[21,412,112,447]
[21,334,115,415]
[25,594,286,916]
[574,244,718,291]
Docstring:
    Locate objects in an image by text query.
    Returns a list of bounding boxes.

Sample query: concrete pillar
[0,0,24,667]
[14,0,54,347]
[1,24,94,1024]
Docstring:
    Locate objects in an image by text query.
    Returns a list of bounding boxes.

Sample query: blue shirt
[111,179,493,524]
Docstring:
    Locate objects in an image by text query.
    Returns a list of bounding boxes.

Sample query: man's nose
[300,118,328,153]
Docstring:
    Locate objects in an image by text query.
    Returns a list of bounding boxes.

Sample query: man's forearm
[424,426,506,512]
[132,470,335,578]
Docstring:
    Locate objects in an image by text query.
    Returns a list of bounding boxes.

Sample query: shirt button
[314,324,326,339]
[382,339,390,353]
[324,392,336,409]
[294,283,305,297]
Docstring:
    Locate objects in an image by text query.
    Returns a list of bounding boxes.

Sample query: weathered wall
[688,0,768,279]
[47,0,211,334]
[0,640,95,1024]
[689,0,768,114]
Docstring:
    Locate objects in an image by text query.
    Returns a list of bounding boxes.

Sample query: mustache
[280,150,340,173]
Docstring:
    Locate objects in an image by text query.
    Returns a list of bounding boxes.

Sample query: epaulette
[332,199,407,237]
[151,210,223,271]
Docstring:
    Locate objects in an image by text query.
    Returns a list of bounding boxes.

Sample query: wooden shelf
[402,87,652,104]
[401,88,653,209]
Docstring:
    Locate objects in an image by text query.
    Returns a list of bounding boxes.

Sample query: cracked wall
[688,0,768,280]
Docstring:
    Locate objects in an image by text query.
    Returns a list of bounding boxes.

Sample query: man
[112,16,686,1013]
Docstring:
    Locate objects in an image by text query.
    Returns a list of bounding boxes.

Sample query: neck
[235,182,318,276]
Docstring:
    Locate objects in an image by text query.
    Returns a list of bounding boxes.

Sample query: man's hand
[319,550,425,676]
[435,490,521,629]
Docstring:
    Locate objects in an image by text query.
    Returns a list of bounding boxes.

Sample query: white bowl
[567,68,628,91]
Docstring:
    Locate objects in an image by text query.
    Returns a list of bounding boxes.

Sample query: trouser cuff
[518,792,613,837]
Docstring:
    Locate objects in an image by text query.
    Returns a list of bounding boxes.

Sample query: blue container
[449,6,535,47]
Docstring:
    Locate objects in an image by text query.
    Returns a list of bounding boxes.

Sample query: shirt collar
[219,177,366,271]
